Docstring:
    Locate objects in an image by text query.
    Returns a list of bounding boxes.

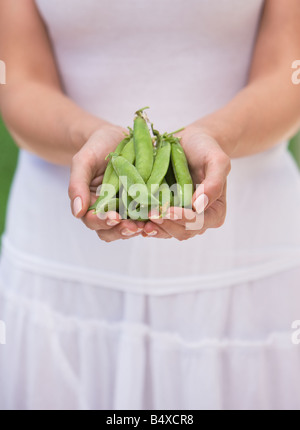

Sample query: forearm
[0,81,107,165]
[196,70,300,158]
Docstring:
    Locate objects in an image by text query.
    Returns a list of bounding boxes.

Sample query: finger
[193,154,230,214]
[151,216,196,241]
[82,210,122,231]
[163,207,196,225]
[69,148,98,218]
[143,221,172,239]
[158,221,196,241]
[90,175,104,194]
[202,186,227,230]
[150,207,205,232]
[97,220,144,242]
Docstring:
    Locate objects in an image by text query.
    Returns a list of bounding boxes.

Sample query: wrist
[190,112,242,157]
[69,114,110,153]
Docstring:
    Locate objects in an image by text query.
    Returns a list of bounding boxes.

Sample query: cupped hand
[68,124,145,242]
[144,126,231,240]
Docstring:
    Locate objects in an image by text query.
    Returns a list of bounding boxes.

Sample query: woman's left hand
[144,126,231,240]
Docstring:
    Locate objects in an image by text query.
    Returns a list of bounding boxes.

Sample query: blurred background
[0,115,300,248]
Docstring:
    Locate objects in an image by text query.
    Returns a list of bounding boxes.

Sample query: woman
[0,0,300,410]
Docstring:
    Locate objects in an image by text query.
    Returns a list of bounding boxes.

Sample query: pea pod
[128,201,149,221]
[133,110,154,182]
[103,137,136,196]
[122,186,151,221]
[147,140,171,195]
[171,138,194,208]
[164,150,182,206]
[120,138,135,164]
[111,155,159,208]
[89,136,129,211]
[157,180,172,215]
[95,197,120,215]
[92,137,136,212]
[93,183,119,214]
[119,186,130,219]
[102,138,128,185]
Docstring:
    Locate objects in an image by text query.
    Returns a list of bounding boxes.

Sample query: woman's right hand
[68,124,145,242]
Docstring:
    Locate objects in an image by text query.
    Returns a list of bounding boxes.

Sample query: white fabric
[1,0,300,410]
[1,252,300,410]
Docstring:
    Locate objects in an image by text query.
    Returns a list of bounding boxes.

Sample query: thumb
[192,155,230,214]
[68,150,96,218]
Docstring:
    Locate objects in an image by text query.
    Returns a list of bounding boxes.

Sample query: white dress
[1,0,300,410]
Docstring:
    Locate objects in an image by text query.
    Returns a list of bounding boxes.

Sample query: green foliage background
[0,118,18,243]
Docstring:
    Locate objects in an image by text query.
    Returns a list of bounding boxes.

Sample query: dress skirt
[0,241,300,410]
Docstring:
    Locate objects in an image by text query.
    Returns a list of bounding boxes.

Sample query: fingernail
[107,219,120,227]
[73,197,82,217]
[146,230,158,236]
[164,212,179,220]
[194,194,209,214]
[121,229,136,236]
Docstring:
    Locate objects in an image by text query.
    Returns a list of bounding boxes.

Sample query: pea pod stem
[166,127,185,136]
[135,106,150,115]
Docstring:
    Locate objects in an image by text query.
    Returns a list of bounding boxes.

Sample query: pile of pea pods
[90,108,194,220]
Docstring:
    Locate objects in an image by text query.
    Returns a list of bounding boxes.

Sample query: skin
[0,0,300,242]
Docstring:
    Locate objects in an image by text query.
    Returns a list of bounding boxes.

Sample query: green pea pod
[122,186,150,221]
[120,187,149,221]
[120,138,135,165]
[133,112,154,182]
[147,140,171,195]
[157,180,172,215]
[169,183,182,207]
[89,137,129,211]
[91,137,136,212]
[128,202,149,221]
[93,183,119,213]
[111,155,159,208]
[103,139,128,184]
[171,139,194,208]
[118,186,130,220]
[94,197,119,215]
[121,186,131,209]
[102,137,136,199]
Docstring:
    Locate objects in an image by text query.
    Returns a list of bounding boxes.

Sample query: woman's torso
[3,0,300,293]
